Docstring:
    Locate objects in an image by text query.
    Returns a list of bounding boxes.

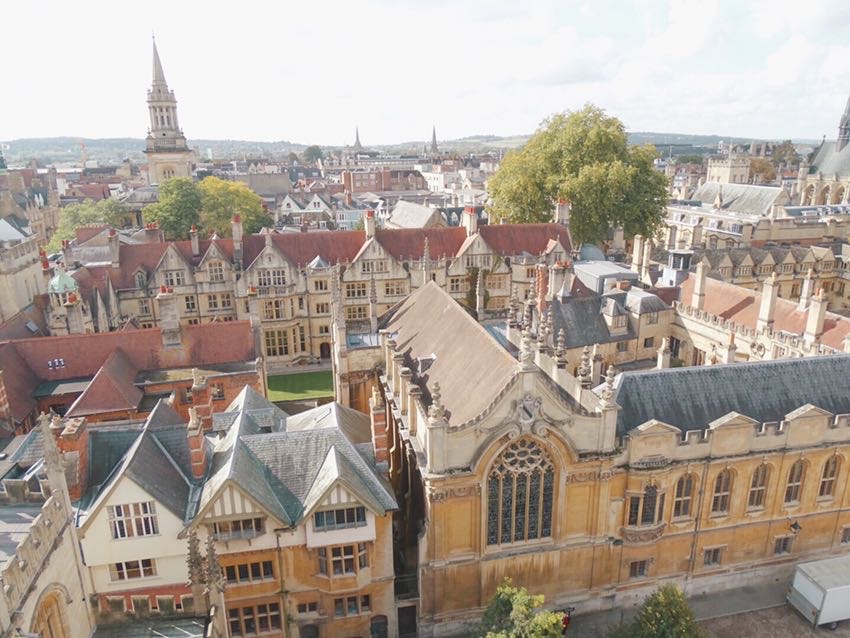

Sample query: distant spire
[353,127,362,151]
[430,125,439,155]
[152,35,167,87]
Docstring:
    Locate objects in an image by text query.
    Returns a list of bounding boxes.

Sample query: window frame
[711,470,733,515]
[109,502,159,539]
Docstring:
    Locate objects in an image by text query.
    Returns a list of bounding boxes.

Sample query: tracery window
[486,438,554,546]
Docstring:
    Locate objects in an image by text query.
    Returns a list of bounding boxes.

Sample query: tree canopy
[771,140,800,167]
[302,145,324,164]
[144,176,271,240]
[198,176,272,236]
[675,154,705,165]
[47,198,126,252]
[143,177,202,240]
[749,158,776,183]
[487,104,668,245]
[479,579,564,638]
[609,584,703,638]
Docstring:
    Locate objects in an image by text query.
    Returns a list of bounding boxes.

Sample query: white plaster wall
[79,478,187,592]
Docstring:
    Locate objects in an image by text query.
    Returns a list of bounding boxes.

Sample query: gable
[199,480,283,524]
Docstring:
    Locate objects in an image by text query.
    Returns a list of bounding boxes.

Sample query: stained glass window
[486,439,555,545]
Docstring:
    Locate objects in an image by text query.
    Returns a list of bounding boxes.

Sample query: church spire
[430,125,439,155]
[152,35,167,87]
[838,91,850,152]
[353,127,363,151]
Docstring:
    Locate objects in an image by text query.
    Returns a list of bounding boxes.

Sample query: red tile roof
[678,275,850,351]
[374,227,466,261]
[66,349,142,417]
[75,225,110,244]
[479,224,572,257]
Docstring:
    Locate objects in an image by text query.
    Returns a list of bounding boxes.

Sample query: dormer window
[211,517,264,541]
[135,271,147,288]
[612,315,626,329]
[314,506,366,531]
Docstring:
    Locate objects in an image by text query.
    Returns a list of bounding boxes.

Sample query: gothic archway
[803,184,815,205]
[31,588,70,638]
[817,186,830,205]
[833,186,846,205]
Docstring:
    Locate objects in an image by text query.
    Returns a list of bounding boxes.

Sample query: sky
[3,0,850,146]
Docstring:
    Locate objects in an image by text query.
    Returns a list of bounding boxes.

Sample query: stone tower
[837,91,850,152]
[144,37,195,185]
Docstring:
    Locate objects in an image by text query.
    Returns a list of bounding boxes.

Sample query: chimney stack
[157,285,182,347]
[692,260,707,310]
[364,209,376,239]
[190,224,199,257]
[231,214,243,267]
[756,273,778,332]
[462,206,478,236]
[186,408,208,480]
[108,228,120,268]
[369,385,389,478]
[804,289,828,345]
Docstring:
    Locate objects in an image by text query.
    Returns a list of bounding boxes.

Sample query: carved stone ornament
[750,340,766,358]
[428,483,482,502]
[621,521,665,544]
[478,392,570,436]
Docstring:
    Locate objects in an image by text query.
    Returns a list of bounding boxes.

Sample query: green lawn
[267,371,334,401]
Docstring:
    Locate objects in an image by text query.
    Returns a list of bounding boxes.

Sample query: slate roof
[383,281,519,425]
[613,355,850,435]
[550,296,635,349]
[810,140,850,179]
[690,182,789,216]
[211,385,287,433]
[385,201,446,230]
[282,402,372,444]
[678,274,850,351]
[200,391,395,527]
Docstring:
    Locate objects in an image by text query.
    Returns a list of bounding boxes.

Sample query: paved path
[568,581,788,637]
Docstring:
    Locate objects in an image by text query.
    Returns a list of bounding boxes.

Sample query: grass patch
[267,371,334,401]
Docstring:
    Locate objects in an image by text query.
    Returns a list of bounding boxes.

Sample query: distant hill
[0,132,817,165]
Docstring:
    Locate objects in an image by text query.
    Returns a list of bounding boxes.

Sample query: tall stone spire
[152,35,167,86]
[353,127,363,151]
[144,37,194,184]
[838,91,850,152]
[430,125,439,155]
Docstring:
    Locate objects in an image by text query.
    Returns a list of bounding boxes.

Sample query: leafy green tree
[302,145,324,163]
[198,176,272,236]
[480,578,564,638]
[488,104,668,245]
[771,140,800,167]
[287,151,299,164]
[47,198,126,251]
[611,584,703,638]
[750,158,776,183]
[144,177,202,240]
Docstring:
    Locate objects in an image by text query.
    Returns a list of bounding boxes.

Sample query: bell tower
[144,37,195,184]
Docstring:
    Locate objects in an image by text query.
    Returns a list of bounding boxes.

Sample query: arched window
[711,470,732,514]
[785,460,805,504]
[486,439,554,545]
[135,271,146,288]
[748,464,769,509]
[627,485,665,526]
[673,474,694,518]
[370,615,389,638]
[819,456,840,498]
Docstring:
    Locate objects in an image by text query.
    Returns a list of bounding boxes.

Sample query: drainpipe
[275,528,292,638]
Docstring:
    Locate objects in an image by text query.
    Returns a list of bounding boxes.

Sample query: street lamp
[790,521,802,535]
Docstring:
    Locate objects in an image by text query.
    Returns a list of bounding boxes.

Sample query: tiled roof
[383,281,518,426]
[66,349,142,417]
[679,274,850,351]
[386,201,446,230]
[614,355,850,434]
[690,182,789,216]
[282,402,371,444]
[479,224,572,257]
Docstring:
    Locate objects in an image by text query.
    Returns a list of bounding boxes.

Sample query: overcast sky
[3,0,850,145]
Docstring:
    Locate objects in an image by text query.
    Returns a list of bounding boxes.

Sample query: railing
[394,572,419,600]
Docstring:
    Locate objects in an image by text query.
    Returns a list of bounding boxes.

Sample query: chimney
[364,209,376,239]
[632,234,645,272]
[798,267,814,311]
[657,337,671,369]
[186,408,208,480]
[264,229,273,250]
[692,260,707,310]
[804,289,828,345]
[535,264,548,315]
[369,385,389,478]
[56,416,89,501]
[231,214,243,266]
[554,199,570,225]
[722,333,737,364]
[462,206,478,236]
[547,263,567,300]
[190,225,199,257]
[61,239,72,269]
[756,273,778,332]
[157,285,182,347]
[108,228,120,268]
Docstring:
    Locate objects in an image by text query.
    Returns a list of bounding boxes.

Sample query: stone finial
[205,534,225,594]
[523,300,533,330]
[186,529,204,587]
[578,345,591,385]
[507,302,517,326]
[519,328,535,369]
[600,366,617,407]
[39,411,63,475]
[428,382,445,420]
[555,329,566,357]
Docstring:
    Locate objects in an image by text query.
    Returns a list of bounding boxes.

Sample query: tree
[47,198,126,251]
[771,140,800,167]
[198,176,272,236]
[302,145,324,164]
[675,154,705,165]
[287,151,299,164]
[487,104,668,245]
[144,177,202,240]
[749,158,776,183]
[610,584,703,638]
[479,578,564,638]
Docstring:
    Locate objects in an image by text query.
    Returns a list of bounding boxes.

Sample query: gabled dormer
[349,236,395,279]
[155,243,194,288]
[198,242,232,284]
